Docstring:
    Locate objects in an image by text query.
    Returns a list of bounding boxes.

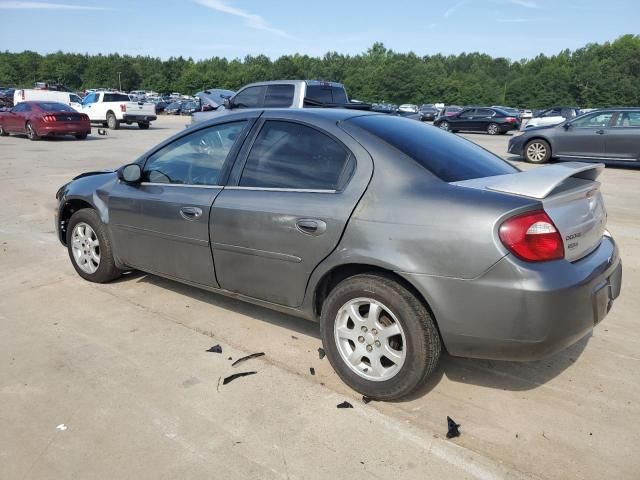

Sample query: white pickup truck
[78,91,156,129]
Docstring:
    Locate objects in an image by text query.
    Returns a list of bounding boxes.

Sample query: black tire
[75,132,88,140]
[487,123,500,135]
[524,138,552,164]
[138,122,150,129]
[66,209,122,283]
[0,125,8,136]
[26,121,39,141]
[106,112,120,130]
[320,274,441,401]
[438,120,450,131]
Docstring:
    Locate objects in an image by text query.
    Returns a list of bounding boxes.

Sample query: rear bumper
[39,123,90,136]
[122,114,156,123]
[500,122,520,132]
[401,235,621,361]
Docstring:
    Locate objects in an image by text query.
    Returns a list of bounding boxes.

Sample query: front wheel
[26,121,39,141]
[66,209,122,283]
[320,274,441,401]
[138,122,150,129]
[524,139,551,164]
[438,120,450,131]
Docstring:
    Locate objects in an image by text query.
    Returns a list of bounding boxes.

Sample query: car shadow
[114,271,590,399]
[113,271,322,340]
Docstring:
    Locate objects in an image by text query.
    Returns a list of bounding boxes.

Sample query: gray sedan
[509,108,640,163]
[55,109,622,400]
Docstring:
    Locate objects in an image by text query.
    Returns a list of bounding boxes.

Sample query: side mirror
[563,123,572,130]
[223,98,233,109]
[118,163,142,183]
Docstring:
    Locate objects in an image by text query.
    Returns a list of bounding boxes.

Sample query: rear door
[553,111,614,159]
[210,114,373,307]
[108,118,255,286]
[604,110,640,160]
[473,108,496,131]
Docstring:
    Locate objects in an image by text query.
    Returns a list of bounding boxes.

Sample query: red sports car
[0,101,90,140]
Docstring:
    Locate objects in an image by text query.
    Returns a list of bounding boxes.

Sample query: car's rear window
[306,85,348,104]
[348,114,518,182]
[103,93,131,102]
[37,102,74,112]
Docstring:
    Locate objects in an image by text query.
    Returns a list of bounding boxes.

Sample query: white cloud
[0,1,110,9]
[444,0,470,17]
[193,0,294,39]
[509,0,539,8]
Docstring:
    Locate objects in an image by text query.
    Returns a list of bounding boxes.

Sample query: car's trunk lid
[452,162,607,262]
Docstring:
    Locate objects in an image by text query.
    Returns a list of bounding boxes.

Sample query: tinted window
[349,115,518,182]
[13,103,30,112]
[572,112,614,128]
[264,84,294,107]
[240,121,353,190]
[543,108,562,117]
[143,121,247,186]
[233,86,265,108]
[458,109,476,118]
[103,93,131,102]
[476,108,495,117]
[305,85,348,104]
[82,93,97,105]
[37,102,74,112]
[70,94,82,104]
[615,111,640,127]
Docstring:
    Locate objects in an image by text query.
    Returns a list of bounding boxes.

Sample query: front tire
[320,274,441,401]
[26,121,39,141]
[438,120,450,131]
[66,209,122,283]
[524,139,552,164]
[106,112,120,130]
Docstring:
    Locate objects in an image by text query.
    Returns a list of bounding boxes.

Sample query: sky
[0,0,638,61]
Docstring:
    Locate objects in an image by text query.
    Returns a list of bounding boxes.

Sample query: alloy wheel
[439,121,449,131]
[526,142,547,162]
[334,298,407,382]
[71,222,101,274]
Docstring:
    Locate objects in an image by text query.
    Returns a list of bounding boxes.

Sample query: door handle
[296,218,327,236]
[180,206,202,220]
[596,129,605,135]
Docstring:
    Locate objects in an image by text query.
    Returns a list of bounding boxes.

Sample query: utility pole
[118,72,122,92]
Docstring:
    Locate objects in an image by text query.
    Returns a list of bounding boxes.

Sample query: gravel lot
[1,116,638,479]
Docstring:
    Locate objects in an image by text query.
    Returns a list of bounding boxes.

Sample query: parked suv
[192,80,365,123]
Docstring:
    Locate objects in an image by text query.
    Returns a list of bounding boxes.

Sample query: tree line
[1,35,638,109]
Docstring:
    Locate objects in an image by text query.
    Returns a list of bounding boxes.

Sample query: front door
[554,111,613,158]
[453,109,476,130]
[80,93,100,121]
[108,119,252,286]
[211,116,372,307]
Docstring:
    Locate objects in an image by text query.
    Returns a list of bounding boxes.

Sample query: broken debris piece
[223,371,258,385]
[206,344,222,353]
[446,416,460,439]
[318,348,326,360]
[337,401,353,409]
[231,352,264,367]
[362,396,372,404]
[309,367,315,376]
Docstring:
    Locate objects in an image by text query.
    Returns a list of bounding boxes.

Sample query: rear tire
[106,112,120,130]
[487,123,500,135]
[138,122,150,129]
[26,121,39,141]
[66,209,122,283]
[320,274,441,401]
[75,132,88,140]
[524,139,552,164]
[0,125,8,136]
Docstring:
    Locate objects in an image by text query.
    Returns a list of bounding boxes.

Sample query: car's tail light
[82,114,89,121]
[505,117,518,123]
[120,104,126,112]
[43,115,56,122]
[499,210,564,262]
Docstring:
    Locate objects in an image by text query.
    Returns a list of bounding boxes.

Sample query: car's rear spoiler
[303,97,372,110]
[452,162,605,199]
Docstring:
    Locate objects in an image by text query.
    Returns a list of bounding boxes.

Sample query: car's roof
[240,80,345,89]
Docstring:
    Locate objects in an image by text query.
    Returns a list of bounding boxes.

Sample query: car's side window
[239,121,354,190]
[477,109,494,117]
[233,86,266,109]
[13,103,28,112]
[264,84,294,107]
[572,112,614,128]
[82,93,97,105]
[614,111,640,127]
[459,109,475,118]
[142,121,247,186]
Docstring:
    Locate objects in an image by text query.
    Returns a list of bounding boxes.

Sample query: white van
[13,89,84,112]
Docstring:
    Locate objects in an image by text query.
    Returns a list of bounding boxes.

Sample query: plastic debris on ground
[337,401,353,409]
[231,352,264,367]
[446,416,461,439]
[223,371,258,385]
[206,344,222,353]
[318,348,326,360]
[309,367,315,375]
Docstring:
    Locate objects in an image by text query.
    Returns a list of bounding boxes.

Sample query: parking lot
[1,116,638,479]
